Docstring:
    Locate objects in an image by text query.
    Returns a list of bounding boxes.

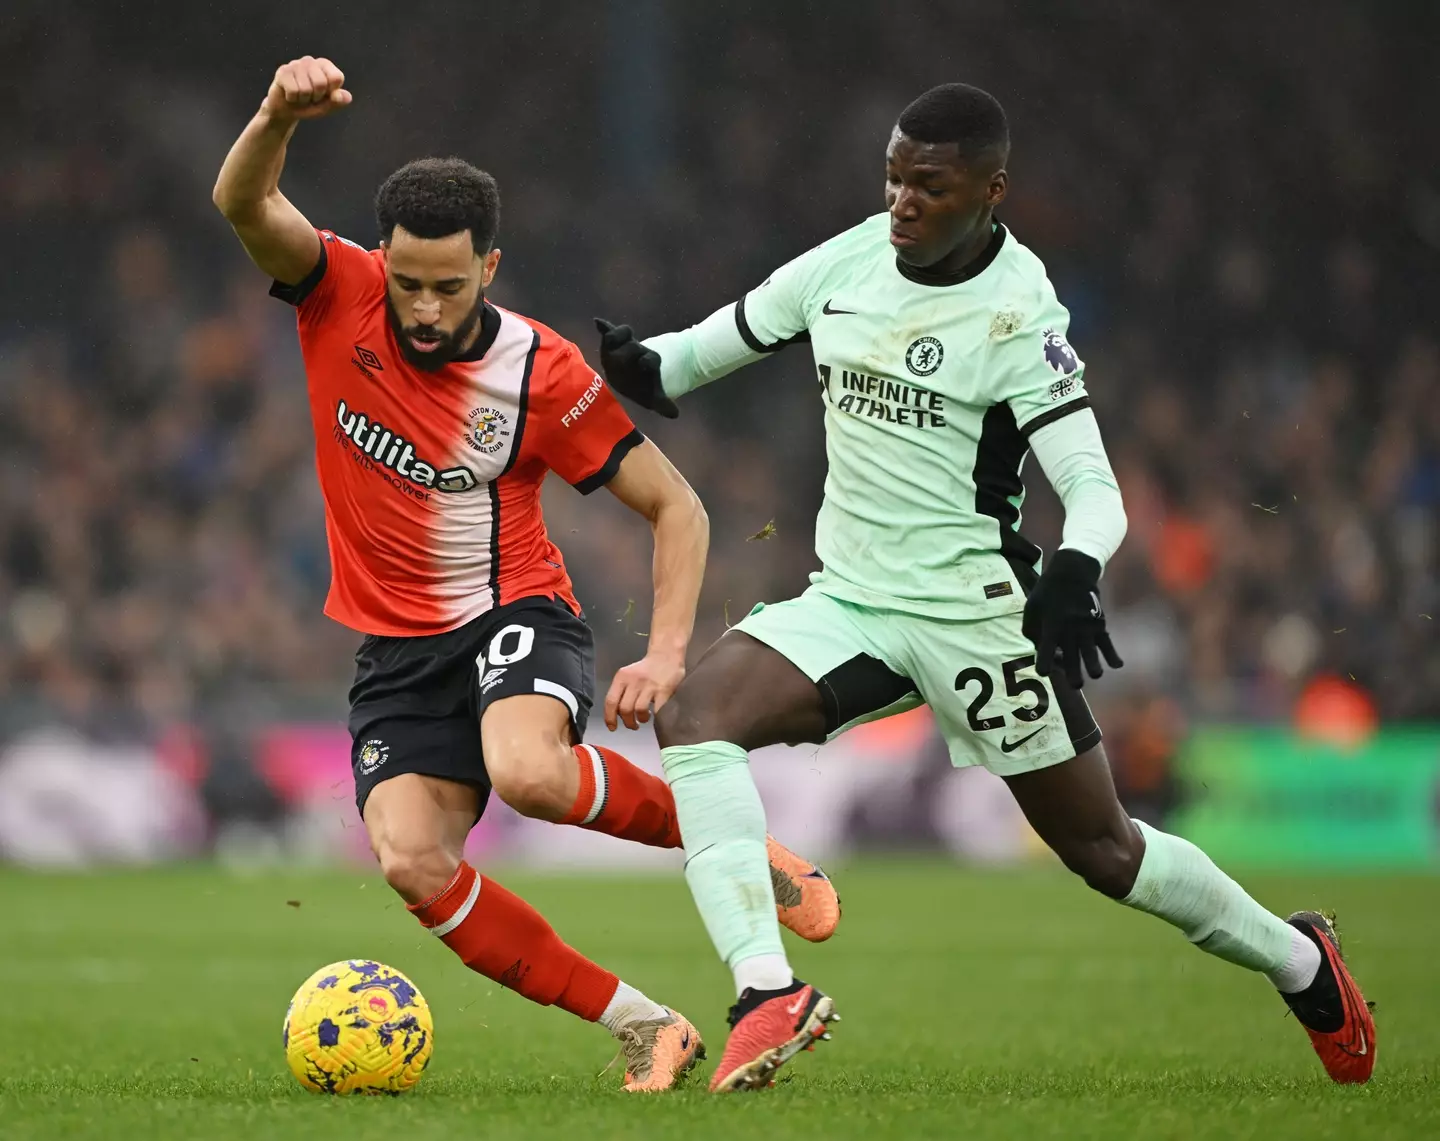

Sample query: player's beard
[387,294,486,373]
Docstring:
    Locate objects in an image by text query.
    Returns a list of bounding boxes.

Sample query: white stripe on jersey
[427,308,536,618]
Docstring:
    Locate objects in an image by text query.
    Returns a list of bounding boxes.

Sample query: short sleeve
[733,242,825,353]
[537,342,644,493]
[988,288,1091,438]
[269,229,378,322]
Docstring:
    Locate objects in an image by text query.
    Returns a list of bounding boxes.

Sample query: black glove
[1021,549,1124,690]
[593,318,679,419]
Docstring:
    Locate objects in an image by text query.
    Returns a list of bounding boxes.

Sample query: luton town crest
[357,739,390,776]
[466,406,511,455]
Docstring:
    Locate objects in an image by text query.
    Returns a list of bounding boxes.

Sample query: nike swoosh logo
[822,300,856,316]
[785,993,808,1017]
[1000,728,1044,753]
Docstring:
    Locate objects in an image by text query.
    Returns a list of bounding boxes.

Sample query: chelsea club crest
[905,336,944,377]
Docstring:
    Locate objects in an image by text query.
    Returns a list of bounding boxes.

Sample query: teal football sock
[1122,819,1307,979]
[661,741,790,990]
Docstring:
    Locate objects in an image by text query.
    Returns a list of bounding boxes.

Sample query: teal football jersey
[651,213,1091,620]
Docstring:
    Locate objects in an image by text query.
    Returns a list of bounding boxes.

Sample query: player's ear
[987,169,1008,207]
[481,247,501,289]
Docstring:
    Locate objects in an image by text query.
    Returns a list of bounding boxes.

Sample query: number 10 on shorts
[475,623,535,688]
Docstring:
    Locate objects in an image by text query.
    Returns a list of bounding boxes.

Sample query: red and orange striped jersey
[273,230,642,636]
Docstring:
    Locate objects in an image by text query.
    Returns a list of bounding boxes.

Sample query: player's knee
[375,841,458,907]
[652,696,690,746]
[1063,831,1143,899]
[491,766,571,820]
[654,686,723,747]
[487,742,573,821]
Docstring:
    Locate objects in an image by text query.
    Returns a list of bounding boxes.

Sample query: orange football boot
[1281,911,1376,1084]
[768,836,841,942]
[709,981,837,1092]
[618,1009,705,1092]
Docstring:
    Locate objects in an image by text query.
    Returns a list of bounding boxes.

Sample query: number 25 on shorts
[954,655,1050,735]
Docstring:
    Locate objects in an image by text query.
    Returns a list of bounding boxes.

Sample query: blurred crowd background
[1,0,1436,858]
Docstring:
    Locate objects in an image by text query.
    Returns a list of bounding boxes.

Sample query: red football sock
[408,861,618,1022]
[563,743,683,849]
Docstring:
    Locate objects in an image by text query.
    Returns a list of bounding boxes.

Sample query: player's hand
[263,57,352,122]
[604,649,686,731]
[1021,549,1124,690]
[594,319,679,419]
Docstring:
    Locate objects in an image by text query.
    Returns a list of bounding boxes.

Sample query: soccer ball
[283,960,434,1094]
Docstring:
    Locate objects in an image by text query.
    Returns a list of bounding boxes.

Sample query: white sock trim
[732,952,794,997]
[576,743,607,824]
[1268,926,1323,993]
[598,980,670,1034]
[428,873,481,939]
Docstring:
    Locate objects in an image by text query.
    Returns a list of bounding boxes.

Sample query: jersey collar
[453,301,503,362]
[894,220,1007,287]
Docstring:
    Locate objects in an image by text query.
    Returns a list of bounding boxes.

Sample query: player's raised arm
[600,441,709,731]
[212,56,352,285]
[593,238,823,417]
[992,313,1127,688]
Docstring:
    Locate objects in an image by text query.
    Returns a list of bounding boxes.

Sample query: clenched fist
[264,56,351,122]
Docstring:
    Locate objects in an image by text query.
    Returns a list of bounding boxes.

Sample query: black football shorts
[347,595,596,818]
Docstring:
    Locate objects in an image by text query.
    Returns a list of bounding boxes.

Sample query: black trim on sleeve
[573,428,645,495]
[1019,394,1091,439]
[269,241,329,307]
[735,295,812,354]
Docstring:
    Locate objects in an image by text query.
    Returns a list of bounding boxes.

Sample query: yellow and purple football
[282,960,433,1094]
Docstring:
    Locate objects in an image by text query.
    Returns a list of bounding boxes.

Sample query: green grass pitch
[1,861,1436,1140]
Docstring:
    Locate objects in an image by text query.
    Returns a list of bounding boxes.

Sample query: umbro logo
[480,666,507,694]
[821,300,856,316]
[351,344,384,380]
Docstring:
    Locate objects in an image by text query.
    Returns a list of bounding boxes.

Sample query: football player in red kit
[213,57,840,1091]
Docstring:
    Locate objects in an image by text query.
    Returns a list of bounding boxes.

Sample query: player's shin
[561,743,683,848]
[407,860,663,1022]
[1121,820,1320,992]
[661,741,793,995]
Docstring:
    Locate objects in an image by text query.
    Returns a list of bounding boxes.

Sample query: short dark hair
[374,157,501,253]
[896,84,1009,166]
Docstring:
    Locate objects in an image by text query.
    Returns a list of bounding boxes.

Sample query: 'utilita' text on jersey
[272,230,642,636]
